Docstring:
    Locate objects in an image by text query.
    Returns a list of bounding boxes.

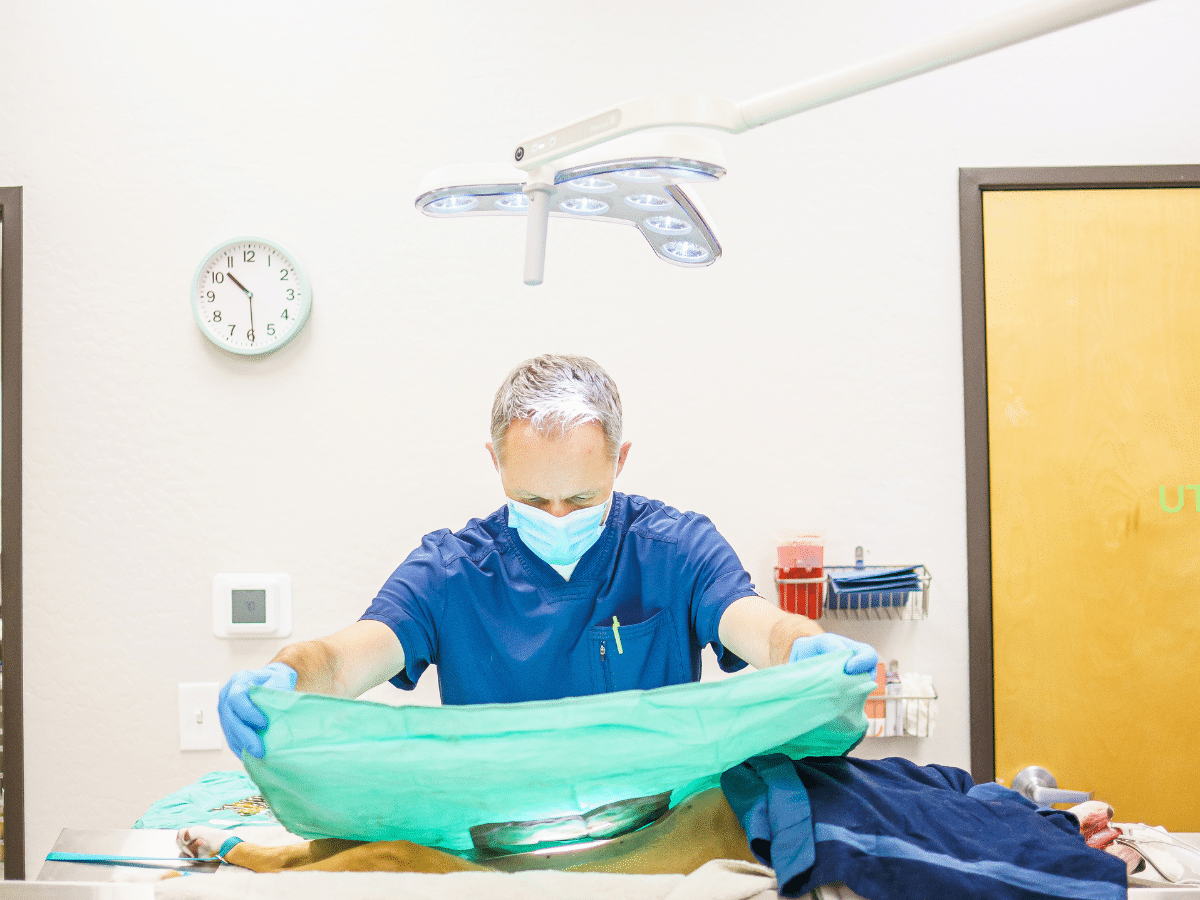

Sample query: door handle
[1011,766,1093,805]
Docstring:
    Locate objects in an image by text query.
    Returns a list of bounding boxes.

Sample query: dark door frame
[1,186,24,879]
[959,164,1200,785]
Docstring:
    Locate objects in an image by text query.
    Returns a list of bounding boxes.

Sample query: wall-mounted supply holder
[863,662,937,737]
[774,565,931,621]
[775,568,824,618]
[863,691,938,738]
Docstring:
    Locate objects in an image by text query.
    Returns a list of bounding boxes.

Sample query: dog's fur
[177,787,757,875]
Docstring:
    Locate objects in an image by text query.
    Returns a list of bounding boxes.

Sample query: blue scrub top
[360,492,755,705]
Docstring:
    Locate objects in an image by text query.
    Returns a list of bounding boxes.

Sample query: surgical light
[415,0,1155,284]
[416,143,723,273]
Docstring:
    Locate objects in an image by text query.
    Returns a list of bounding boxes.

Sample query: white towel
[1114,823,1200,887]
[898,672,937,737]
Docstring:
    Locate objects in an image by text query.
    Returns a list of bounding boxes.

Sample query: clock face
[191,238,312,355]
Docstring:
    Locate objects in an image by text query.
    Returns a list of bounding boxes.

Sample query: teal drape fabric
[245,652,873,851]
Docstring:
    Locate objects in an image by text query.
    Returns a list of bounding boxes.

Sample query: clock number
[279,269,289,281]
[280,309,290,320]
[247,328,256,342]
[286,288,294,300]
[212,271,224,284]
[206,290,215,301]
[266,323,276,336]
[228,324,236,337]
[226,256,234,268]
[212,310,222,322]
[243,249,255,263]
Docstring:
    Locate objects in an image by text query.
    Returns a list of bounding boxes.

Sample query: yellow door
[984,187,1200,830]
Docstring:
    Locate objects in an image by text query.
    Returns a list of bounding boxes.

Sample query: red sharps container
[774,534,824,620]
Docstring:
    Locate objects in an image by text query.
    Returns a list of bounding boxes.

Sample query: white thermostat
[213,573,292,638]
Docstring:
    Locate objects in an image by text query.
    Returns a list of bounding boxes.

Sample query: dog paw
[177,825,230,859]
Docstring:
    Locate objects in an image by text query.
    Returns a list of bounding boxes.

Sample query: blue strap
[46,835,245,868]
[216,835,243,862]
[45,852,219,866]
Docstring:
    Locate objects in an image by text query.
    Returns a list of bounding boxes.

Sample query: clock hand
[226,272,253,299]
[225,272,256,339]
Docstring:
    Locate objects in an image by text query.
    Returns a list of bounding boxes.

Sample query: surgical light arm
[416,0,1155,284]
[512,0,1152,170]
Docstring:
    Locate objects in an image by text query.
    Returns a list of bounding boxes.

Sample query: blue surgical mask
[506,498,609,567]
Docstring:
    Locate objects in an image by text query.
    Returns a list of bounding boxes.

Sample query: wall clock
[191,237,312,355]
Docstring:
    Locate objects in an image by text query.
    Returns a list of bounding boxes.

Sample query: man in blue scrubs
[220,354,876,758]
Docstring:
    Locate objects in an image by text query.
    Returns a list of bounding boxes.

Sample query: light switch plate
[179,682,222,751]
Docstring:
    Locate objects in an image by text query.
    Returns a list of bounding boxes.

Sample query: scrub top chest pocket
[588,608,689,694]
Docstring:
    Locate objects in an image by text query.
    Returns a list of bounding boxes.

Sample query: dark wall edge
[1,185,24,880]
[958,169,993,785]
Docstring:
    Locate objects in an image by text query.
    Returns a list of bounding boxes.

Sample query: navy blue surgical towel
[720,755,1128,900]
[828,566,920,609]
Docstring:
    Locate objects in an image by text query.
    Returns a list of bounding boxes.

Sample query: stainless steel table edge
[0,885,155,899]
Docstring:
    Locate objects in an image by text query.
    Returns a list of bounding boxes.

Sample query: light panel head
[415,142,726,275]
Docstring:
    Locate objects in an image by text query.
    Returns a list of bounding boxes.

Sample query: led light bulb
[662,241,710,263]
[625,194,672,211]
[495,193,530,211]
[567,177,617,193]
[426,195,479,214]
[644,215,692,235]
[560,197,610,215]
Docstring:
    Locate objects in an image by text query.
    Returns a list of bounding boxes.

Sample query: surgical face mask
[506,498,609,567]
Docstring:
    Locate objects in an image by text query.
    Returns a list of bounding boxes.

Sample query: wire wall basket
[774,565,931,622]
[863,691,938,738]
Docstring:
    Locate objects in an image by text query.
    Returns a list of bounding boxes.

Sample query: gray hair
[491,354,623,461]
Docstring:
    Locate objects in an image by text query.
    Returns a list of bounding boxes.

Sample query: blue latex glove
[789,634,879,676]
[218,662,298,759]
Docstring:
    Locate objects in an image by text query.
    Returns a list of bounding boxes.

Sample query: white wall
[1,0,1196,877]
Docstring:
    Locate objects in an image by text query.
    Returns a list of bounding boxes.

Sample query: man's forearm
[271,640,344,696]
[719,595,825,669]
[269,620,407,699]
[767,614,824,667]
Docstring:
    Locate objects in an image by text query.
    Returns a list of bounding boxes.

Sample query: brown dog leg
[286,840,493,873]
[224,839,369,873]
[179,827,491,874]
[179,828,365,873]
